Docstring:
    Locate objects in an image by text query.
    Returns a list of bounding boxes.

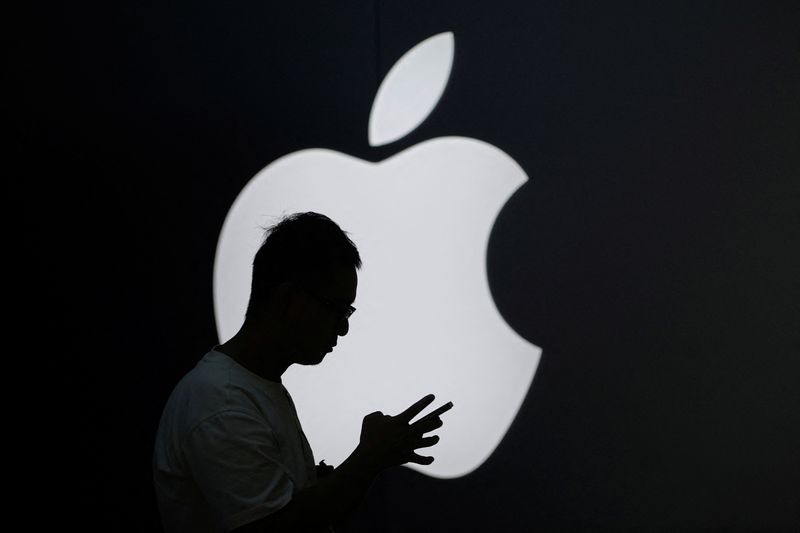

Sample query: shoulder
[167,354,232,410]
[159,352,258,432]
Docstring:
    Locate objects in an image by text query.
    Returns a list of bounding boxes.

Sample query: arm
[233,394,450,533]
[233,443,379,533]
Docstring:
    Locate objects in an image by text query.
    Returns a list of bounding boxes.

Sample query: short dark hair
[245,212,361,318]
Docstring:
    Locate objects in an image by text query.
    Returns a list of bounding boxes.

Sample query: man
[153,212,450,533]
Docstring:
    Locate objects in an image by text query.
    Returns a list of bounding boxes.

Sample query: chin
[298,351,327,366]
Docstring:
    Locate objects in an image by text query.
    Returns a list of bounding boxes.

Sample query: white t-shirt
[153,348,318,533]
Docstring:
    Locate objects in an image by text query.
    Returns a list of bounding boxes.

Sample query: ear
[272,281,304,320]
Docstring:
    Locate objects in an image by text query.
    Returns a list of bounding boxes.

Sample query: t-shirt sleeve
[184,409,295,532]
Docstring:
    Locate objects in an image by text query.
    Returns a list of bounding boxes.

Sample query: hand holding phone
[357,395,454,470]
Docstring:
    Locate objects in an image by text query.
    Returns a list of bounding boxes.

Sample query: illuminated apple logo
[213,32,542,479]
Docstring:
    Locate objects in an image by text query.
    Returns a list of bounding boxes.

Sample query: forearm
[232,396,446,533]
[234,447,381,533]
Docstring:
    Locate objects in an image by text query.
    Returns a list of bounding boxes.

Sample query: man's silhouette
[153,212,450,533]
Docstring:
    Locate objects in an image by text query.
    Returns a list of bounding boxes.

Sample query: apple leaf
[368,32,454,147]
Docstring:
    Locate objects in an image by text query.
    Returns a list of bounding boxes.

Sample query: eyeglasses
[299,286,356,321]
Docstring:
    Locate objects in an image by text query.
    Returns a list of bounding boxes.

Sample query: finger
[409,415,444,434]
[395,394,435,423]
[416,401,453,424]
[406,453,434,465]
[412,435,440,449]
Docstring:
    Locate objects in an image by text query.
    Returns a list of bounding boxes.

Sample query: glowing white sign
[213,32,541,478]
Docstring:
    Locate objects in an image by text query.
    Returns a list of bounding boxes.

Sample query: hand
[316,460,335,479]
[355,394,451,473]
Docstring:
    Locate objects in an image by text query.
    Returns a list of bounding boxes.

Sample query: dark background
[11,1,800,531]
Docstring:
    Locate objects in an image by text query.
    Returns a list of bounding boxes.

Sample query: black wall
[12,1,799,531]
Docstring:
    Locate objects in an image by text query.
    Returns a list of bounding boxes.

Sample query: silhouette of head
[246,212,361,364]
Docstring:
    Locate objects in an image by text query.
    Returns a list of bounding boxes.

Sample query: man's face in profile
[285,264,358,366]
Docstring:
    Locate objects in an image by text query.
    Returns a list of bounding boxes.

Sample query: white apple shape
[213,32,542,479]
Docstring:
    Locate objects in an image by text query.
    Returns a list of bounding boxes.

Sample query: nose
[337,316,349,337]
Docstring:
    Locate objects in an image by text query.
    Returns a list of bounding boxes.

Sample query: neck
[217,321,290,383]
